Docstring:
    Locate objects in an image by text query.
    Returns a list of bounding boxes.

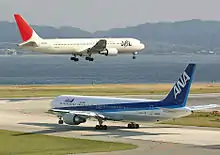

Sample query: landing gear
[132,52,139,59]
[95,125,107,130]
[70,56,79,62]
[58,118,64,124]
[85,57,94,61]
[127,122,139,129]
[95,118,107,130]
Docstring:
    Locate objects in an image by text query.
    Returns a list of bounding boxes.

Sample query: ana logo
[173,71,190,99]
[64,98,75,103]
[121,40,132,47]
[60,97,75,105]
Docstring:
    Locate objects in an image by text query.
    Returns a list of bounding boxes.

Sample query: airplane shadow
[14,122,180,138]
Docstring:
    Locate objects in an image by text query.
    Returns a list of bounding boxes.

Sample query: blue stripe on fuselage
[53,100,185,113]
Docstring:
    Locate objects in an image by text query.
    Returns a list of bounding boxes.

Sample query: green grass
[0,130,136,155]
[0,83,220,98]
[160,112,220,128]
[0,88,167,98]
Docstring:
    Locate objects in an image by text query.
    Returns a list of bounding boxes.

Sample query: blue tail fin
[161,63,196,108]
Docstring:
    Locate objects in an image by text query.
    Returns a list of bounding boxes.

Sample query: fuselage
[22,37,145,55]
[51,95,191,123]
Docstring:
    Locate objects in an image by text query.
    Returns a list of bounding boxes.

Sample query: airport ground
[1,83,220,155]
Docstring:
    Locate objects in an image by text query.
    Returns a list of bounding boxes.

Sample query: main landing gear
[95,125,107,130]
[95,119,107,130]
[70,57,79,61]
[70,52,94,62]
[70,56,94,61]
[85,56,94,61]
[127,122,139,129]
[70,54,79,62]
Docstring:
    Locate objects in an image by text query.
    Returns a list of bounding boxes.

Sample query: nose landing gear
[132,52,139,59]
[58,117,64,124]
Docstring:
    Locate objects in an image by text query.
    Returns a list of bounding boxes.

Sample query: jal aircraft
[50,64,220,130]
[14,14,145,61]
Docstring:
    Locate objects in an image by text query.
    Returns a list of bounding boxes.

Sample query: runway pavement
[1,94,220,155]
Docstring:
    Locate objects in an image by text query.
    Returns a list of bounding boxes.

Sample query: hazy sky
[0,0,219,32]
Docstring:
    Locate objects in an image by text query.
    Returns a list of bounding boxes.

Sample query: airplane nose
[140,43,145,50]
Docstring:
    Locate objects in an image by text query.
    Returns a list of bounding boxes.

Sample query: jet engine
[99,48,118,56]
[63,113,86,125]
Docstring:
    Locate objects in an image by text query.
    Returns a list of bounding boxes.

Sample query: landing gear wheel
[132,52,138,59]
[74,58,79,62]
[95,125,107,130]
[103,125,107,130]
[135,124,139,129]
[127,122,139,129]
[85,57,94,61]
[89,57,94,61]
[58,119,63,124]
[95,125,100,130]
[70,57,79,61]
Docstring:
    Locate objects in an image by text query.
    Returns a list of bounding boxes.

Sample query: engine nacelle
[63,113,86,125]
[99,48,118,56]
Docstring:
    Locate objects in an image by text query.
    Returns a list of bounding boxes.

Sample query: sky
[0,0,219,32]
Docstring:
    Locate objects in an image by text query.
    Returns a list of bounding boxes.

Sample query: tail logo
[173,71,190,99]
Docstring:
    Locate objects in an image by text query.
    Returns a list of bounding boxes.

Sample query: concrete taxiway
[0,94,220,155]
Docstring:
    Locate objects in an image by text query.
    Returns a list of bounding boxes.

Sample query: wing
[51,108,105,119]
[87,39,107,55]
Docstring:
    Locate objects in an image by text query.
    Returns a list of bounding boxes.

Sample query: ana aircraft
[14,14,145,61]
[50,64,220,130]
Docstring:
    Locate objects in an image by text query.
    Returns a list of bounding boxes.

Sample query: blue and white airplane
[50,64,220,130]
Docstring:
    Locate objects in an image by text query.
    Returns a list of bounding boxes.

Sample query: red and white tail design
[14,14,42,42]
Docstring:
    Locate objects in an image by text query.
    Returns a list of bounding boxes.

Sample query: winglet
[161,64,196,108]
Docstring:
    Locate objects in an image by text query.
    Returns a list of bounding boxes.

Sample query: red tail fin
[14,14,33,42]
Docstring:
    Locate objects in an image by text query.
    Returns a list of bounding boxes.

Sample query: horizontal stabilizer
[19,41,38,47]
[160,108,188,113]
[188,104,220,111]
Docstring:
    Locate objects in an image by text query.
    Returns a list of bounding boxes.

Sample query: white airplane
[50,64,220,130]
[14,14,145,61]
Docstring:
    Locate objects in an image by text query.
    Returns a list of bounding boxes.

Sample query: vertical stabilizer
[161,64,196,108]
[14,14,42,42]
